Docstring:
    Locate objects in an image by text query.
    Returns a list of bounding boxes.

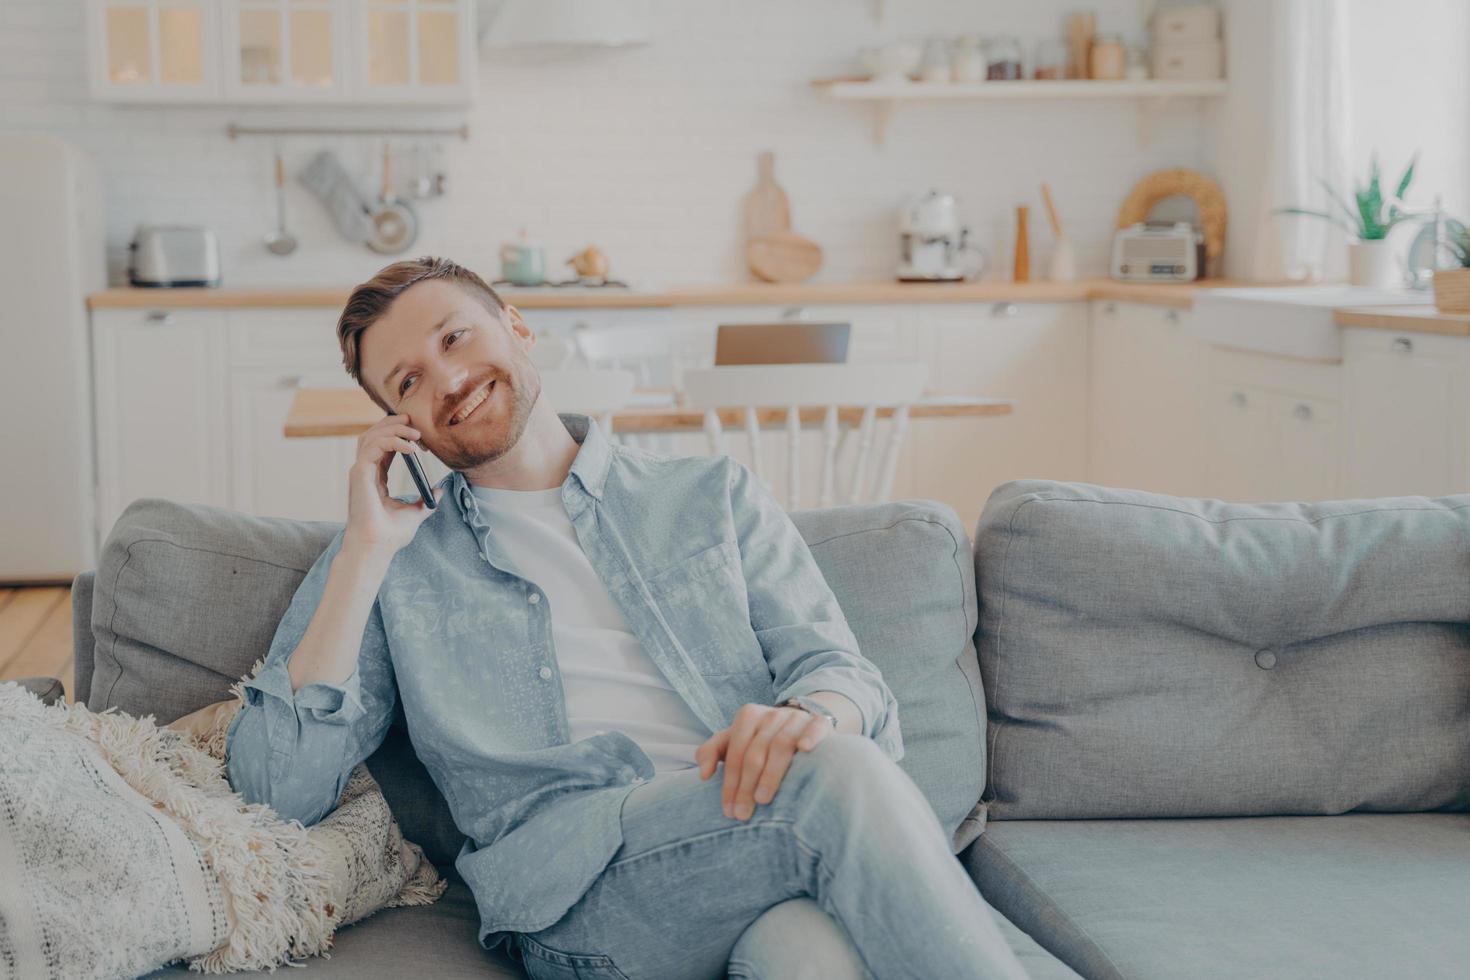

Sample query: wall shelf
[811,77,1228,145]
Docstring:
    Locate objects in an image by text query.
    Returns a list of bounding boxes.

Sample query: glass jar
[1033,39,1068,80]
[951,34,985,83]
[986,35,1023,80]
[1089,32,1126,80]
[1125,44,1149,80]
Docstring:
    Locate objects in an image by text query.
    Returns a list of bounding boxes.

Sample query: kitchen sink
[1188,286,1433,361]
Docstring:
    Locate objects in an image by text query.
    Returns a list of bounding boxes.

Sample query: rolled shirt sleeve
[226,530,398,827]
[726,458,904,761]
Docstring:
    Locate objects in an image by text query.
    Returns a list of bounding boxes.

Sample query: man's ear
[503,304,534,346]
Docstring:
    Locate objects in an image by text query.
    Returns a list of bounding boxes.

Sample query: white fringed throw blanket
[0,681,444,978]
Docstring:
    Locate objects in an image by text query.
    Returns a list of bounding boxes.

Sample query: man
[227,257,1028,980]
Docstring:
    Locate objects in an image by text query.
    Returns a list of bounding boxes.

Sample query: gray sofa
[62,480,1470,978]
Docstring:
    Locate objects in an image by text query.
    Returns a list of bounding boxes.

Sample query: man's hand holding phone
[345,413,443,560]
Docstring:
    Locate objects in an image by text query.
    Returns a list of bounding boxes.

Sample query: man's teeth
[451,382,493,424]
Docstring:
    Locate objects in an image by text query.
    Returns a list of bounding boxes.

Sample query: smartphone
[390,413,437,509]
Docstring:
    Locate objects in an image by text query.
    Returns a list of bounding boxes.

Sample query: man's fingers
[697,730,729,780]
[721,706,763,814]
[752,712,812,806]
[732,712,789,818]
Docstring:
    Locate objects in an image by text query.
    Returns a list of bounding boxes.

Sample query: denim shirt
[226,414,903,953]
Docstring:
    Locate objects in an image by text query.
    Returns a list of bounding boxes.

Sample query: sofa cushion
[140,880,524,979]
[963,813,1470,980]
[86,494,987,865]
[974,480,1470,820]
[792,500,988,851]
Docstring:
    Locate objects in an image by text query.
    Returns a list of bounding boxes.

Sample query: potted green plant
[1277,153,1417,288]
[1435,227,1470,313]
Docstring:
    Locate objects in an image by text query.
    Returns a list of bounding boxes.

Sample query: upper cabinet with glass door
[87,0,476,105]
[355,0,476,104]
[89,0,220,101]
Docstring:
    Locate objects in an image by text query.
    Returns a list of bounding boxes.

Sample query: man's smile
[448,379,496,426]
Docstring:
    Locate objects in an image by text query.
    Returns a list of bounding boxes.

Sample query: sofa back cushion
[974,480,1470,820]
[82,495,987,862]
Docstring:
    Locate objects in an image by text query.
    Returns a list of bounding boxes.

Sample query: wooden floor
[0,586,74,702]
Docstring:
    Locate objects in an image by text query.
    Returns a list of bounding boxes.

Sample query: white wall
[1,0,1216,289]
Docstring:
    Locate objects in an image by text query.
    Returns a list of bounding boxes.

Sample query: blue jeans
[512,734,1030,980]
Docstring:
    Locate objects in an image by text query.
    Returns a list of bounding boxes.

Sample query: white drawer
[1152,4,1220,43]
[92,307,225,334]
[229,308,345,369]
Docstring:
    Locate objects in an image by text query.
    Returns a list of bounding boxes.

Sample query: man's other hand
[695,702,834,821]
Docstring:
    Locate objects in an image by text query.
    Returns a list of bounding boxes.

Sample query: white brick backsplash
[2,0,1213,289]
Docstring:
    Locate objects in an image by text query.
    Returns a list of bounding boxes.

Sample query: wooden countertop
[1333,305,1470,337]
[88,278,1263,312]
[285,387,1013,438]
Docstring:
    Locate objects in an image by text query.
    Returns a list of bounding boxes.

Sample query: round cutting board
[748,231,823,283]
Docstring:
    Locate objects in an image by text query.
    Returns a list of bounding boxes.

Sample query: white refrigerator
[0,134,105,583]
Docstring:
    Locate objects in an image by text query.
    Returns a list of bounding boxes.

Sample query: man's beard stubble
[429,359,542,472]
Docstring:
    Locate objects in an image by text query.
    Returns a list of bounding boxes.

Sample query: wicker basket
[1434,268,1470,313]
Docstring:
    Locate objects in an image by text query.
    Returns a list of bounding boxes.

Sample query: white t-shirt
[469,483,709,773]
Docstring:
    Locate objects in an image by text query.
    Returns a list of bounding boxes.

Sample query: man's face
[357,279,541,471]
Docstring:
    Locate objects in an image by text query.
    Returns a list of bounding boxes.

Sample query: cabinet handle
[1229,391,1248,408]
[1292,403,1313,421]
[1102,302,1118,315]
[1164,309,1181,325]
[781,306,807,320]
[990,302,1019,318]
[1392,336,1414,353]
[277,374,303,389]
[145,311,174,324]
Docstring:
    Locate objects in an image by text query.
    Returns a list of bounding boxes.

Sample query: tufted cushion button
[1255,649,1277,670]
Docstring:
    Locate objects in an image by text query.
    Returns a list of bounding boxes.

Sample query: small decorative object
[1014,205,1031,282]
[1149,2,1223,79]
[919,36,951,83]
[1117,168,1228,277]
[1089,32,1126,79]
[951,35,986,82]
[1065,11,1096,79]
[1033,39,1068,80]
[1041,183,1076,281]
[500,227,547,286]
[566,245,610,280]
[1433,227,1470,312]
[1275,153,1417,288]
[987,35,1024,80]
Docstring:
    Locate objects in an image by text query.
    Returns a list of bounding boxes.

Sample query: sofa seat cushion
[964,813,1470,980]
[140,880,524,979]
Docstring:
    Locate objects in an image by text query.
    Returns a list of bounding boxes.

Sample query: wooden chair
[572,325,706,450]
[679,363,928,509]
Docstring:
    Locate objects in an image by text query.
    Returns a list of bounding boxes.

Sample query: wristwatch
[778,696,839,729]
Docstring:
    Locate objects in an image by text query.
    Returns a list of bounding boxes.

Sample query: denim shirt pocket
[641,539,766,677]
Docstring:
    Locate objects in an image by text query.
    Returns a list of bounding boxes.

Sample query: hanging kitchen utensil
[299,150,376,245]
[367,142,418,255]
[263,149,298,256]
[412,142,433,199]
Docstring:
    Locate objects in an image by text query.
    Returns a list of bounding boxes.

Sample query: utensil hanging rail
[226,124,470,141]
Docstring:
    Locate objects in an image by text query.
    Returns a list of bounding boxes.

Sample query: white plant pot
[1347,240,1399,289]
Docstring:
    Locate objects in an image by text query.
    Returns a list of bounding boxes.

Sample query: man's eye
[447,329,466,345]
[400,375,417,394]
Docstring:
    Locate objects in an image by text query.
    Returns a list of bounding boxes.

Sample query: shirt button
[1255,649,1277,670]
[528,593,541,605]
[632,775,646,784]
[538,666,553,680]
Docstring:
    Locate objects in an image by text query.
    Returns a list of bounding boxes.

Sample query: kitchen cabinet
[1087,301,1209,496]
[1342,327,1470,498]
[92,309,230,538]
[1204,347,1341,502]
[912,302,1088,529]
[229,370,356,521]
[87,0,475,105]
[89,0,220,101]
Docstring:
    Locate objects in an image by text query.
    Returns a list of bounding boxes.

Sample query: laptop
[714,322,851,366]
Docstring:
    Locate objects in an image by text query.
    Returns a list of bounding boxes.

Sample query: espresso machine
[897,190,987,282]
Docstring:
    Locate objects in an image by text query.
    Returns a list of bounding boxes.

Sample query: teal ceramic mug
[499,241,546,286]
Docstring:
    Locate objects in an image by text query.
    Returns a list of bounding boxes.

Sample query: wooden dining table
[283,387,1014,438]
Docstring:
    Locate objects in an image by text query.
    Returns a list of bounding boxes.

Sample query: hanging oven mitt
[300,150,375,245]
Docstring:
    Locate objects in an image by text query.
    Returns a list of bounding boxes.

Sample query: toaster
[129,225,221,287]
[1110,222,1204,282]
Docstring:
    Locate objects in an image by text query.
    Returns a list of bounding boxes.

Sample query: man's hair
[337,256,505,404]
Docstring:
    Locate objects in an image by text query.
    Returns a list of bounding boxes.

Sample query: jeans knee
[786,734,893,803]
